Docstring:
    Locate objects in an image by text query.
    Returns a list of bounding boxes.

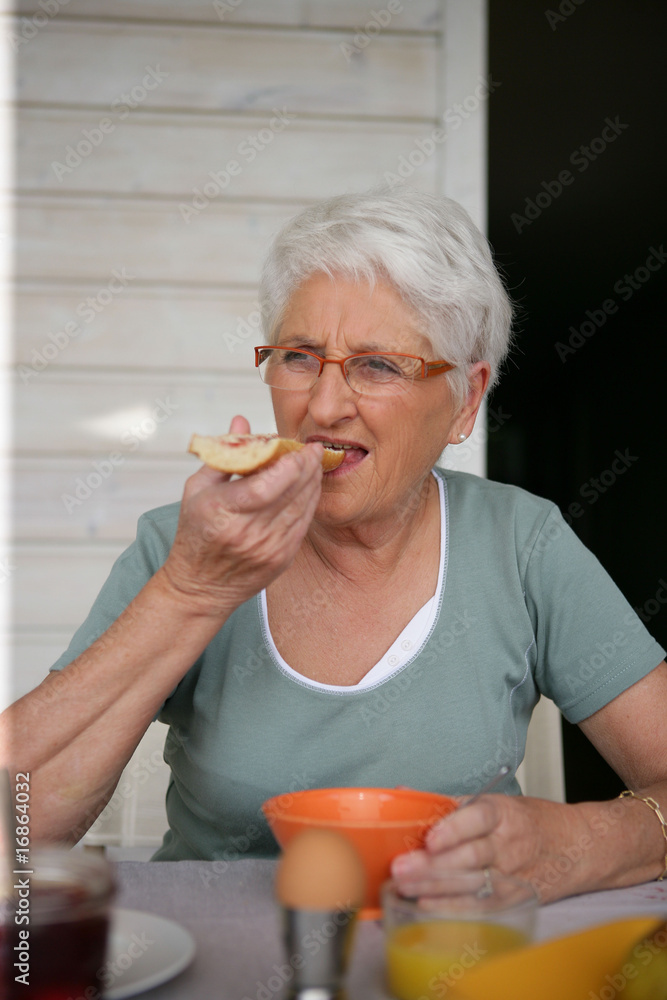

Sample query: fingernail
[391,856,413,877]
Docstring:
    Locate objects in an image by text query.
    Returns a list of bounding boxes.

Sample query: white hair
[259,187,513,409]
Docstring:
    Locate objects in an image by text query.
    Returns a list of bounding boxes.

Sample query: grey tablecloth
[111,860,667,999]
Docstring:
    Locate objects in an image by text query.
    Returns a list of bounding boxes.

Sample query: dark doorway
[488,0,666,801]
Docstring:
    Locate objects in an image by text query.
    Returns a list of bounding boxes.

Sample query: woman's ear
[451,361,492,442]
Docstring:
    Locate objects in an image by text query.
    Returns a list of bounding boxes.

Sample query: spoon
[458,764,511,810]
[423,765,510,847]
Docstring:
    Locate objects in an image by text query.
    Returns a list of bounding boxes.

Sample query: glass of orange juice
[382,870,538,1000]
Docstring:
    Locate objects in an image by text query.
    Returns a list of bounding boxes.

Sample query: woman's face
[270,272,487,527]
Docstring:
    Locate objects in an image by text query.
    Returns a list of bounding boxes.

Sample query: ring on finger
[477,867,493,899]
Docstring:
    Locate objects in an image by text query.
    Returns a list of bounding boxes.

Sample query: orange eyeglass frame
[254,346,456,379]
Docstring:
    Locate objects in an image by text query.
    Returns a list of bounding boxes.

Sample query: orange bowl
[262,787,458,919]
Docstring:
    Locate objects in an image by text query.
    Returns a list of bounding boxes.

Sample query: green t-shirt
[50,469,665,862]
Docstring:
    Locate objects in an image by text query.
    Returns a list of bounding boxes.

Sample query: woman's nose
[307,361,358,423]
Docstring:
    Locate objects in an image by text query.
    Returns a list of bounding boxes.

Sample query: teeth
[321,442,354,450]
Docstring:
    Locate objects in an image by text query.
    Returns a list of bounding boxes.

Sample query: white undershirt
[259,472,446,692]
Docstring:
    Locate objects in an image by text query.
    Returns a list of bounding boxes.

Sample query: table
[111,860,667,999]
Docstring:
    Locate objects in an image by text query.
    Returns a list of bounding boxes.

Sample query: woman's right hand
[157,415,324,618]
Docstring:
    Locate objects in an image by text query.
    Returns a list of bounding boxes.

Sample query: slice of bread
[188,433,345,475]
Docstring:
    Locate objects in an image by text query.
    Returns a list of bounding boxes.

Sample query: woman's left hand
[390,793,593,903]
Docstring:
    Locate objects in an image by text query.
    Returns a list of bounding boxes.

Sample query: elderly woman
[3,188,666,902]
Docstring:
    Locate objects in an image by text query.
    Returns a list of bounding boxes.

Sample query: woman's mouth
[311,439,368,472]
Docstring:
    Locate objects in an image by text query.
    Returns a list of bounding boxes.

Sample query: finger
[275,463,322,549]
[227,446,321,512]
[229,414,251,434]
[263,456,322,545]
[189,450,319,560]
[398,869,493,903]
[184,463,233,497]
[392,842,495,892]
[424,838,494,874]
[425,798,498,853]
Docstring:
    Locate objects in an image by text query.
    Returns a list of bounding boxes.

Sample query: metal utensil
[459,764,510,810]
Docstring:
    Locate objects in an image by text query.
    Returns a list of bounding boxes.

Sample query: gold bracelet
[619,790,667,881]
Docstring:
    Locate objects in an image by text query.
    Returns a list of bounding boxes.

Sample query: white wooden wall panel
[13,457,191,541]
[12,543,127,629]
[17,373,491,480]
[14,371,275,452]
[17,197,295,285]
[13,285,264,371]
[14,21,437,120]
[16,110,437,197]
[13,1,441,31]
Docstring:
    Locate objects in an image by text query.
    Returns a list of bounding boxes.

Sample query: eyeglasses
[254,346,455,397]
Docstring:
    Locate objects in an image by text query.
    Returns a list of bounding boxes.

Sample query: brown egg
[276,829,366,911]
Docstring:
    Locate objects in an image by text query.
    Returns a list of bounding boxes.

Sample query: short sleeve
[523,505,665,723]
[49,503,179,673]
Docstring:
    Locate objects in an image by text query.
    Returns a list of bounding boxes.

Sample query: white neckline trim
[258,472,447,693]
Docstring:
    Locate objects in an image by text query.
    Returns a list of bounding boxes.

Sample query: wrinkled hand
[391,793,590,904]
[159,415,324,617]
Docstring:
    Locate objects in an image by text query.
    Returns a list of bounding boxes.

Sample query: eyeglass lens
[257,348,421,395]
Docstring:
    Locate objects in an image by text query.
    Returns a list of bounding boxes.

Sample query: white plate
[103,908,196,999]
